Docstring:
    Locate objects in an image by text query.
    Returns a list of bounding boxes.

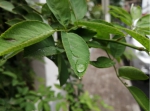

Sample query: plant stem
[105,51,128,87]
[94,37,148,52]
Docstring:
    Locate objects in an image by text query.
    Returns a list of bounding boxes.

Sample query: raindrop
[76,64,85,73]
[78,77,81,79]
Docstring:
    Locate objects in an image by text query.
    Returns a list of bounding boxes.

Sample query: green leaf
[6,19,23,26]
[72,28,96,41]
[109,6,132,26]
[24,12,43,21]
[117,26,150,51]
[87,41,105,49]
[128,86,149,111]
[109,11,132,26]
[25,102,35,111]
[22,87,29,95]
[0,1,15,13]
[43,102,51,111]
[135,14,150,35]
[46,0,71,26]
[38,101,43,111]
[2,71,17,79]
[0,21,55,56]
[119,66,149,80]
[70,0,87,20]
[90,57,115,68]
[136,14,150,27]
[109,35,126,58]
[61,32,90,77]
[58,55,69,86]
[77,21,124,39]
[130,4,142,21]
[24,37,64,57]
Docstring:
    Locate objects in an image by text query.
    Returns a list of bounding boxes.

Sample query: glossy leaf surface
[128,86,149,111]
[119,66,149,80]
[61,32,90,77]
[90,57,115,68]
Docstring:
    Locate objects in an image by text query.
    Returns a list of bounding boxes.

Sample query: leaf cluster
[0,0,149,111]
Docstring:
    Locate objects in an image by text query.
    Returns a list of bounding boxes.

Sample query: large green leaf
[70,0,87,20]
[0,1,15,13]
[90,57,115,68]
[0,21,55,56]
[117,26,150,51]
[46,0,71,26]
[109,35,126,58]
[119,66,149,80]
[128,86,149,111]
[61,32,90,77]
[77,21,124,38]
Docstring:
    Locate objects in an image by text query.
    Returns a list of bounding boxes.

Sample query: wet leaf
[61,32,90,77]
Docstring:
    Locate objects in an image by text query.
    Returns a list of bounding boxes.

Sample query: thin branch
[94,37,148,52]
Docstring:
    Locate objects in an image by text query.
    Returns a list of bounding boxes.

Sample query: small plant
[0,0,149,111]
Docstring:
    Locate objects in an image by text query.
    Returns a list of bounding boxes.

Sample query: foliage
[0,0,149,111]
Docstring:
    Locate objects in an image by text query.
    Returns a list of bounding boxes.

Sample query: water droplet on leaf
[76,64,85,73]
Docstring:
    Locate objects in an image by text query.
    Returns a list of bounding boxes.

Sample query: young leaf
[0,1,15,13]
[46,0,71,26]
[136,14,150,28]
[0,21,55,56]
[90,57,115,68]
[70,0,87,20]
[130,4,142,21]
[61,32,90,77]
[128,86,149,111]
[57,55,69,86]
[119,66,149,80]
[117,26,150,51]
[109,6,132,26]
[109,35,126,58]
[77,21,124,38]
